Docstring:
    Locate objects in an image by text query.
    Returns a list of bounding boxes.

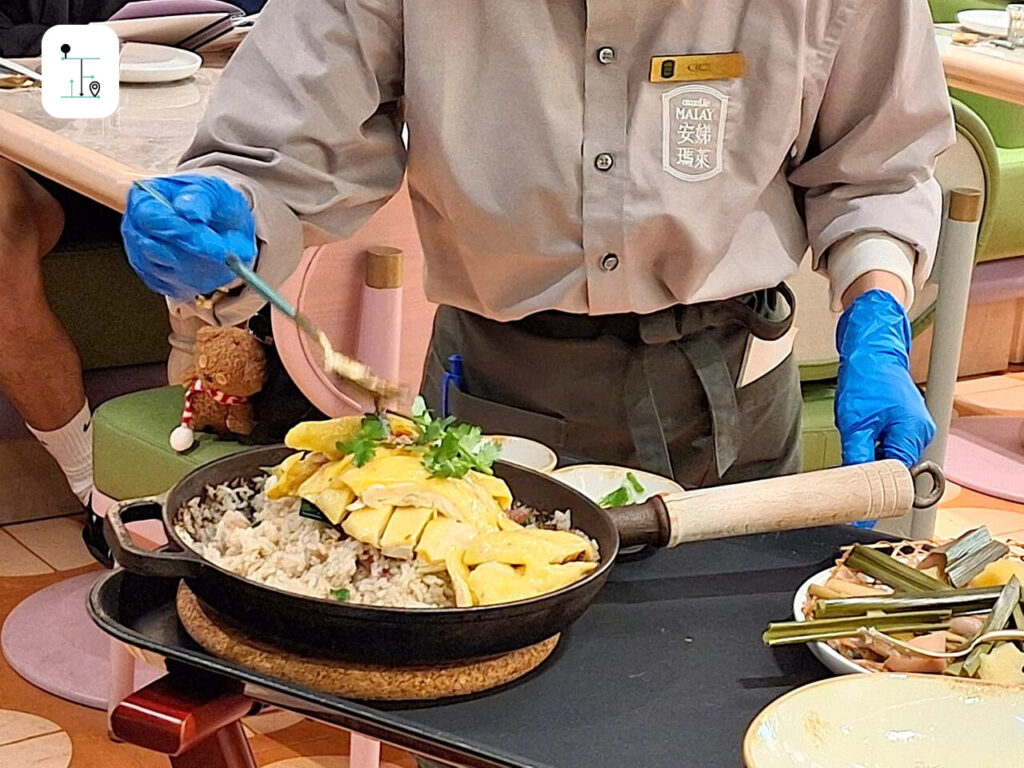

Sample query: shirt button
[595,153,614,172]
[597,46,616,64]
[600,253,620,272]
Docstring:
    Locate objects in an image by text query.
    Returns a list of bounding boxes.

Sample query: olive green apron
[420,286,802,489]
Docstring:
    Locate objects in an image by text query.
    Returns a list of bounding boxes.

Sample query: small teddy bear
[170,326,268,452]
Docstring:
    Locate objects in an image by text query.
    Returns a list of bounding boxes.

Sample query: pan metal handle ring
[910,460,945,510]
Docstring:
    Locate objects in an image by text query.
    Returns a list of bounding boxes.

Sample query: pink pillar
[349,731,382,768]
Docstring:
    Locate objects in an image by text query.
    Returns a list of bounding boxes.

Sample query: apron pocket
[447,384,567,450]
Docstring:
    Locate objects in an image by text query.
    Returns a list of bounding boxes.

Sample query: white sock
[27,402,93,505]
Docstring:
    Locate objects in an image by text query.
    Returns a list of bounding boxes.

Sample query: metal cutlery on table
[862,626,1024,660]
[133,179,406,406]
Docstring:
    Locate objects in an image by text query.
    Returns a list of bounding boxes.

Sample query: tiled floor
[954,370,1024,416]
[1,372,1023,767]
[0,516,416,768]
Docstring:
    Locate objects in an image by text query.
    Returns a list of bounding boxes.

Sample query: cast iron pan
[105,446,942,666]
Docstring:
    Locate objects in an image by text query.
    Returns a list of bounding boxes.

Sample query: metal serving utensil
[132,179,406,406]
[861,626,1024,659]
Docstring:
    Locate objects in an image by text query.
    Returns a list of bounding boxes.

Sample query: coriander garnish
[329,588,351,602]
[336,413,390,467]
[412,397,501,478]
[331,398,501,478]
[599,472,646,508]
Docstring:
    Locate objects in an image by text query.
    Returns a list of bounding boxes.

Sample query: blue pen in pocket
[440,354,465,417]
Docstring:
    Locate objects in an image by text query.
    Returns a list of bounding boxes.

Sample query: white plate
[483,435,558,474]
[551,464,683,504]
[119,43,202,83]
[744,673,1024,768]
[551,465,684,552]
[791,570,870,676]
[957,9,1010,38]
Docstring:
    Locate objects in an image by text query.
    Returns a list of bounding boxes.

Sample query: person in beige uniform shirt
[123,1,955,495]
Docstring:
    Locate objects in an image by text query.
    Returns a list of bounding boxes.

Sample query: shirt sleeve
[825,232,916,311]
[788,0,956,301]
[175,0,406,326]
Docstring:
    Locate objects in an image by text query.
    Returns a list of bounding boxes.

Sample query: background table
[936,25,1024,106]
[92,526,875,768]
[0,57,225,210]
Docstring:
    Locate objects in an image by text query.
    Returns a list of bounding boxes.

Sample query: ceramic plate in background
[551,465,683,505]
[119,43,202,83]
[957,9,1010,37]
[744,673,1023,767]
[792,570,869,676]
[551,465,684,552]
[484,436,557,474]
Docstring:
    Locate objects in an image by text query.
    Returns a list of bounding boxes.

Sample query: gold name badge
[649,52,746,83]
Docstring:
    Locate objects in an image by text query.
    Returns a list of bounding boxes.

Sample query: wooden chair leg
[111,668,256,768]
[170,722,255,768]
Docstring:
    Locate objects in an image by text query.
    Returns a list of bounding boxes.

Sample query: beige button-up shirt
[178,0,955,325]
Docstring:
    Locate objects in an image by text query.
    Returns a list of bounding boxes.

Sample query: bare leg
[0,158,84,430]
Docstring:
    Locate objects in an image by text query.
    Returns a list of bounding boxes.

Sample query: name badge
[649,52,746,83]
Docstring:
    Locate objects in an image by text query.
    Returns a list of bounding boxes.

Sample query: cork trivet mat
[176,584,558,701]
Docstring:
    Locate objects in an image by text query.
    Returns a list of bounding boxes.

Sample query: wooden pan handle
[654,460,942,548]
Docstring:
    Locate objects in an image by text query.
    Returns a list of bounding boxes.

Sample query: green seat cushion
[929,0,1009,24]
[94,386,250,500]
[801,381,841,472]
[97,383,844,498]
[979,145,1024,262]
[951,89,1024,149]
[43,241,171,370]
[949,96,1024,264]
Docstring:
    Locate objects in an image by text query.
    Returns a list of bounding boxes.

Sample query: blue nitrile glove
[122,174,257,301]
[836,289,936,468]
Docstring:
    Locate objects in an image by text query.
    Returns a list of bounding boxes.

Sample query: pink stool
[945,416,1024,504]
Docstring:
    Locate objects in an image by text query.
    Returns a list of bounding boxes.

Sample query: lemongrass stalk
[846,545,951,592]
[763,610,952,647]
[814,586,1002,619]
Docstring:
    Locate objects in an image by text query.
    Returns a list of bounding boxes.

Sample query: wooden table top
[0,59,223,211]
[936,25,1024,106]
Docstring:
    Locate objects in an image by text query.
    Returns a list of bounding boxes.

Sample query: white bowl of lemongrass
[771,528,1024,682]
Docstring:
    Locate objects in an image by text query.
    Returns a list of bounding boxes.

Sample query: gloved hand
[122,174,257,301]
[836,289,935,467]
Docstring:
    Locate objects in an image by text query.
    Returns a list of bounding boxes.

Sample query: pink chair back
[272,180,436,416]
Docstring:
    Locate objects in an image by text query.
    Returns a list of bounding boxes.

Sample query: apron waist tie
[627,309,741,482]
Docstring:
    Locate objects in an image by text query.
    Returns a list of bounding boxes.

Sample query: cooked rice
[175,478,597,610]
[176,477,454,608]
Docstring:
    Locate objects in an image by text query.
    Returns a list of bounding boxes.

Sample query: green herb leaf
[411,400,501,478]
[412,396,428,418]
[329,588,351,602]
[336,414,391,467]
[598,487,631,509]
[598,473,647,508]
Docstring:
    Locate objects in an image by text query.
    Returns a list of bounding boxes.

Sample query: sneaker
[81,499,113,568]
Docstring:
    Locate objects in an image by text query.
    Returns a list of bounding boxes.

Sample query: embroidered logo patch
[662,84,728,182]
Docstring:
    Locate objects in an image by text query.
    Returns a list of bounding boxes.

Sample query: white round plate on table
[484,436,558,474]
[551,465,684,553]
[119,43,202,84]
[957,9,1010,38]
[791,570,869,676]
[743,673,1024,768]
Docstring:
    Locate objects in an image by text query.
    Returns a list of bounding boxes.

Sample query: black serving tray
[90,525,880,768]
